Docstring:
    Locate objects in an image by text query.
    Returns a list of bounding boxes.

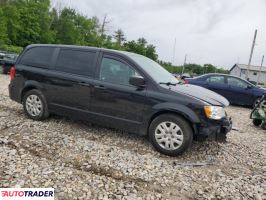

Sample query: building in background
[230,64,266,85]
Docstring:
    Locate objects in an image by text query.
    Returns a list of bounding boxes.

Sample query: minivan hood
[169,84,229,106]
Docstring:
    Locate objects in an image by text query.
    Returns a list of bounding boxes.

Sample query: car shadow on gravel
[45,114,226,162]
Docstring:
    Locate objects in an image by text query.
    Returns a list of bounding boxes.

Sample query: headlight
[204,106,226,120]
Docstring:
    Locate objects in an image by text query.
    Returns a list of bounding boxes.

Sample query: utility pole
[257,55,264,85]
[182,54,187,75]
[172,38,176,73]
[246,29,257,80]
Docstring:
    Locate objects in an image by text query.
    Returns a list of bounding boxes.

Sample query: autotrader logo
[0,188,54,199]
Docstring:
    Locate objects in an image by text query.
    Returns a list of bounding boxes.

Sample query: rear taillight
[10,65,16,80]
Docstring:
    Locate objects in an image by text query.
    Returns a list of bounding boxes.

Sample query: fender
[139,102,201,136]
[20,80,45,101]
[151,102,201,123]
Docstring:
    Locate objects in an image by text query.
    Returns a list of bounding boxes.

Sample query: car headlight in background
[204,106,226,120]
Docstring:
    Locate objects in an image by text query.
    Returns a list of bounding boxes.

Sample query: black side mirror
[246,85,253,89]
[129,76,146,88]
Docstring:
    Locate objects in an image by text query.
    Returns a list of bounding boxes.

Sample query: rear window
[55,49,96,76]
[20,47,55,68]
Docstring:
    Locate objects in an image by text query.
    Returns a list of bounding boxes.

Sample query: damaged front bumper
[197,116,233,142]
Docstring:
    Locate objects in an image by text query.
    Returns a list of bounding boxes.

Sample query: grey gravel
[0,74,265,200]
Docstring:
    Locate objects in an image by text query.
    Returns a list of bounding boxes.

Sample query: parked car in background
[185,74,266,107]
[9,44,232,156]
[181,73,191,80]
[0,53,19,74]
[0,52,5,60]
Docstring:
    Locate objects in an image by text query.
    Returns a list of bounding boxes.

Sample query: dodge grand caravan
[9,44,232,156]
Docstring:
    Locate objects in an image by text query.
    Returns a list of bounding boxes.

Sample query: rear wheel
[23,89,49,121]
[253,119,262,126]
[149,114,193,156]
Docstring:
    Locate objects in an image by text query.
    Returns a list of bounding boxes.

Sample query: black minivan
[9,44,232,156]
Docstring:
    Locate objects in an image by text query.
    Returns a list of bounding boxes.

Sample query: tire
[253,119,262,126]
[253,97,266,109]
[22,89,49,121]
[261,122,266,130]
[149,114,193,156]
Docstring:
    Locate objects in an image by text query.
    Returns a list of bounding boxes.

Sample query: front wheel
[149,114,193,156]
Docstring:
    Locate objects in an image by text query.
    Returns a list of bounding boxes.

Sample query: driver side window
[99,57,139,86]
[227,77,248,88]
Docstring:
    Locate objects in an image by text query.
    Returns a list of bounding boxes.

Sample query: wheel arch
[21,81,44,103]
[146,104,201,136]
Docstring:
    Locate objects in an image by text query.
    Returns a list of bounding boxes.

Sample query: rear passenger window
[55,49,96,76]
[20,47,55,68]
[207,76,225,84]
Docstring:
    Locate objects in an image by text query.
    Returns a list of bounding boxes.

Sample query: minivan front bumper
[197,116,232,141]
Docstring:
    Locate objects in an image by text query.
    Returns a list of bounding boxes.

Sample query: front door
[226,76,254,105]
[90,54,147,132]
[205,75,229,98]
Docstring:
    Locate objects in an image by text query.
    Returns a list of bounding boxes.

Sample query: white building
[230,64,266,85]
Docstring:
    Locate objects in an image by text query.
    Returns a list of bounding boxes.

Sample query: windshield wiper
[159,82,178,86]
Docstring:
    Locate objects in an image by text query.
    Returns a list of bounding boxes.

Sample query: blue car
[186,74,266,107]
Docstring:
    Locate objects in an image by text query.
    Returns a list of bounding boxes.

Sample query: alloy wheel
[255,98,266,109]
[25,95,43,117]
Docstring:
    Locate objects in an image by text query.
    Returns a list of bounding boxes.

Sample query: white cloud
[51,0,266,69]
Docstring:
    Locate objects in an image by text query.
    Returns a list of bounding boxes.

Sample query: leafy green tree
[2,0,55,47]
[123,38,158,61]
[0,7,7,45]
[114,29,126,47]
[146,44,158,61]
[0,0,228,75]
[2,3,20,45]
[54,8,80,44]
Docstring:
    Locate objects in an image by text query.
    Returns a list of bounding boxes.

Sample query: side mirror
[246,85,253,89]
[129,76,146,88]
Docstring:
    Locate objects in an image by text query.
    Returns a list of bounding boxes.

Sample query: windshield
[127,54,179,84]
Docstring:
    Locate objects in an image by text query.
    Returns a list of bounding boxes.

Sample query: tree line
[159,61,229,75]
[0,0,228,74]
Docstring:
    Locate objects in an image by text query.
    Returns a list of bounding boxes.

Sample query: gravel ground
[0,74,265,200]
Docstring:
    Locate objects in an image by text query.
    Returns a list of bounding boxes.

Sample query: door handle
[94,85,106,89]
